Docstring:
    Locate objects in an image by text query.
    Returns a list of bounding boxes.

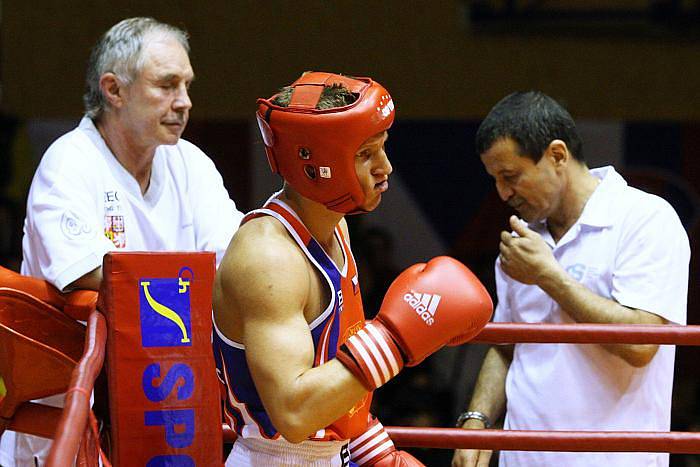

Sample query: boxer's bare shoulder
[213,216,310,342]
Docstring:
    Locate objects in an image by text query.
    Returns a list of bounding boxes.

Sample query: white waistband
[236,436,347,458]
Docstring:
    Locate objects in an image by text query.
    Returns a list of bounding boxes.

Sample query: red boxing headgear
[256,72,395,213]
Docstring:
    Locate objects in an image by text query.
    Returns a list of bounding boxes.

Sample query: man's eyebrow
[155,73,196,82]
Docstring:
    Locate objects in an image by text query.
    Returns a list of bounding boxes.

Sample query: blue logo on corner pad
[139,267,194,347]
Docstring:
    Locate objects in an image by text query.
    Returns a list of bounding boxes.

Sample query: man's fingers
[477,450,493,467]
[509,215,530,237]
[500,230,513,244]
[452,449,480,467]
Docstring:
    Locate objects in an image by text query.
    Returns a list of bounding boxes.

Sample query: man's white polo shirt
[495,166,690,467]
[21,117,243,289]
[0,117,244,467]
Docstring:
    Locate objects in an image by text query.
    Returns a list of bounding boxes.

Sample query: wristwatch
[455,411,492,428]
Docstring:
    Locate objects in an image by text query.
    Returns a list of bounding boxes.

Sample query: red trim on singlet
[241,196,372,441]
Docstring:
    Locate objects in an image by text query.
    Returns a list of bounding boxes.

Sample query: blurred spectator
[354,225,401,317]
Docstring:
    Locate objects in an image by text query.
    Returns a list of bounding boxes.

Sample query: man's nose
[496,181,513,201]
[173,84,192,110]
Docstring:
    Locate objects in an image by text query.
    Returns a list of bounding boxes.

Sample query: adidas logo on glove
[403,291,441,326]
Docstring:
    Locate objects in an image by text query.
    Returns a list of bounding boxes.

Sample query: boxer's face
[480,137,563,223]
[354,131,392,212]
[120,35,194,151]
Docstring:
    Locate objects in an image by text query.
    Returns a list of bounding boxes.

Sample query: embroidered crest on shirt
[103,190,126,248]
[104,215,126,248]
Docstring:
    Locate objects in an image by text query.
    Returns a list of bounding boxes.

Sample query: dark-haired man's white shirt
[495,166,689,467]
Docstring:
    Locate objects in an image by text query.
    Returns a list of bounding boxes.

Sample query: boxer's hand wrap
[350,415,425,466]
[336,322,404,391]
[349,416,395,466]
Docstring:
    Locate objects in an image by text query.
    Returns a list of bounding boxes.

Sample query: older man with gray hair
[0,17,242,466]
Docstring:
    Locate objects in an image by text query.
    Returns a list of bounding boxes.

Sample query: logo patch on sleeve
[61,210,95,240]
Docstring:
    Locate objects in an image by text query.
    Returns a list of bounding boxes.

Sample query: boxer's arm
[216,226,366,443]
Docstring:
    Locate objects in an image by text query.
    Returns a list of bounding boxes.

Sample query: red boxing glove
[337,256,492,390]
[349,416,424,466]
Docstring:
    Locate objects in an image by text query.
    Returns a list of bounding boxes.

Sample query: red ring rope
[472,323,700,345]
[47,311,107,467]
[222,425,700,454]
[384,427,700,454]
[217,320,700,455]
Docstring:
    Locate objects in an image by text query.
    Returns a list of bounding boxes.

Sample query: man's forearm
[64,267,103,292]
[538,269,663,367]
[462,345,512,427]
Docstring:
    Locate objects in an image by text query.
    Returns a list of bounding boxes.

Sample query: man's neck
[279,188,344,252]
[547,164,600,242]
[96,116,156,195]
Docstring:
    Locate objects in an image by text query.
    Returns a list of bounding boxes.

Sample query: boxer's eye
[357,150,371,160]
